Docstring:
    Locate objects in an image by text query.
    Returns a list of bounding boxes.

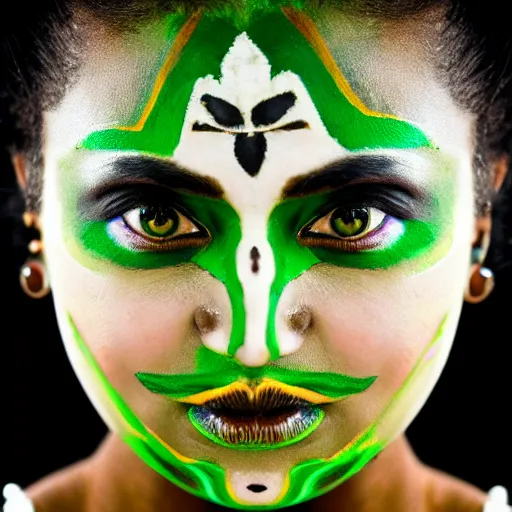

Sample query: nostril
[194,307,220,335]
[287,308,313,334]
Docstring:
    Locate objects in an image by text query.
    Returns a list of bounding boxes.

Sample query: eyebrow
[98,156,225,198]
[281,155,422,199]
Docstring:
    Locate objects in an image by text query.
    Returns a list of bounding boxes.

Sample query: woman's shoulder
[422,464,511,512]
[3,459,90,512]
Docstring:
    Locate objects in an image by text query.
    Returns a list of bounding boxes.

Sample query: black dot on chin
[247,484,268,493]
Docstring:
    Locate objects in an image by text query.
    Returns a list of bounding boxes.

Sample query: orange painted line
[325,427,372,461]
[116,10,203,132]
[282,7,399,121]
[178,378,337,406]
[146,426,198,464]
[323,314,448,462]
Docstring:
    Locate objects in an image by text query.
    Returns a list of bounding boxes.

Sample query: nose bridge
[233,212,276,367]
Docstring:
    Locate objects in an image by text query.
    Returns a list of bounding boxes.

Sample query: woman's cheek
[278,229,471,407]
[44,232,232,397]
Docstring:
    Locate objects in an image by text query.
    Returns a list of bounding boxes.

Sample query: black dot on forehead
[247,484,268,493]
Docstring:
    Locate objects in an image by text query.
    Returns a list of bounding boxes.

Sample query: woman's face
[40,4,476,509]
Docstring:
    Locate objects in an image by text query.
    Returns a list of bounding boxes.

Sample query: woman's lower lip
[189,404,325,449]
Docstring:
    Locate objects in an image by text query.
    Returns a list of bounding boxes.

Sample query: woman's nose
[193,302,313,367]
[193,219,312,367]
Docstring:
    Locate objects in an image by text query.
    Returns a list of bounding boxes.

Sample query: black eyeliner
[79,184,193,222]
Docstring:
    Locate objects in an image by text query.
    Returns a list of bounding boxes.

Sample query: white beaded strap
[2,484,35,512]
[484,486,512,512]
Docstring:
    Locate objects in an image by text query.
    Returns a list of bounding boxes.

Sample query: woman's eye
[106,204,209,253]
[300,206,403,252]
[309,206,385,240]
[123,206,200,240]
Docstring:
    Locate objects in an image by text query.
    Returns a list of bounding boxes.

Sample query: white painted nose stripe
[234,213,275,366]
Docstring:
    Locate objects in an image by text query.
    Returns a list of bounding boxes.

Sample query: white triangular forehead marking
[220,32,273,116]
[182,32,333,136]
[173,33,347,366]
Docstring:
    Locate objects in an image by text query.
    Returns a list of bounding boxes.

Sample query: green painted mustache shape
[136,366,376,403]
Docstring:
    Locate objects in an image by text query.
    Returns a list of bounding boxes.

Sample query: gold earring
[19,213,50,299]
[464,263,495,304]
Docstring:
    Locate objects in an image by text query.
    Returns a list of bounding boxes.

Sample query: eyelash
[99,186,409,254]
[299,206,404,252]
[98,188,210,252]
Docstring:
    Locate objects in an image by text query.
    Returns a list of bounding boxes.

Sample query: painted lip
[188,384,325,449]
[136,368,375,449]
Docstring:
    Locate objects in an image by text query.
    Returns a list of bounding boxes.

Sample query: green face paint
[81,8,431,155]
[67,312,447,508]
[67,185,247,359]
[59,3,461,508]
[136,347,376,450]
[135,346,376,400]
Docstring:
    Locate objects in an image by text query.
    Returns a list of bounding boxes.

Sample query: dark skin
[11,155,507,512]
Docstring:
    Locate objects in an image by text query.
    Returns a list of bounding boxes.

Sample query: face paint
[42,2,475,510]
[136,346,376,449]
[67,312,446,508]
[81,8,431,155]
[74,6,440,359]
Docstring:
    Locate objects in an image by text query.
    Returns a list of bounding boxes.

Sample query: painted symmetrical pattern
[66,5,455,510]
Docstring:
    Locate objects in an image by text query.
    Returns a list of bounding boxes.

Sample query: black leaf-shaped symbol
[234,133,267,177]
[251,92,297,127]
[201,94,244,127]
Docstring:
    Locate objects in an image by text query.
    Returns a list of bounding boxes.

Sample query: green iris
[330,207,369,237]
[140,206,178,238]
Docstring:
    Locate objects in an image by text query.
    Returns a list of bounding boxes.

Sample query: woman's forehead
[44,4,473,166]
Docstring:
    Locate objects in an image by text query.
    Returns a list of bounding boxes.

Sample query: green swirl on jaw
[68,313,383,509]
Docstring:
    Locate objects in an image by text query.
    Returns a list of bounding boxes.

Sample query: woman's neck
[85,433,429,512]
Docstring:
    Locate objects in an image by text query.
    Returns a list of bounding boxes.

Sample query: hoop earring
[464,263,494,304]
[19,214,50,299]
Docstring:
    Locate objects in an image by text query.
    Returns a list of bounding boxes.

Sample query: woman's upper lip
[197,380,318,411]
[136,366,377,406]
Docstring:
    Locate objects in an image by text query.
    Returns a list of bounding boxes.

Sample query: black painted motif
[250,246,261,274]
[193,92,308,176]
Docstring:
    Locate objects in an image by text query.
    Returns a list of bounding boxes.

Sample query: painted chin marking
[229,471,287,506]
[188,386,324,449]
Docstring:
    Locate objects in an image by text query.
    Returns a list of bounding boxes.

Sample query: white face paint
[176,33,347,364]
[39,6,477,508]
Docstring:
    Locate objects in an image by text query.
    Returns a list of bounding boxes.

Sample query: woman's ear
[472,154,509,248]
[12,152,27,191]
[12,152,41,230]
[465,155,508,303]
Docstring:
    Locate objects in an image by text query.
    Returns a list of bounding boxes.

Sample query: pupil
[140,206,177,237]
[330,207,369,237]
